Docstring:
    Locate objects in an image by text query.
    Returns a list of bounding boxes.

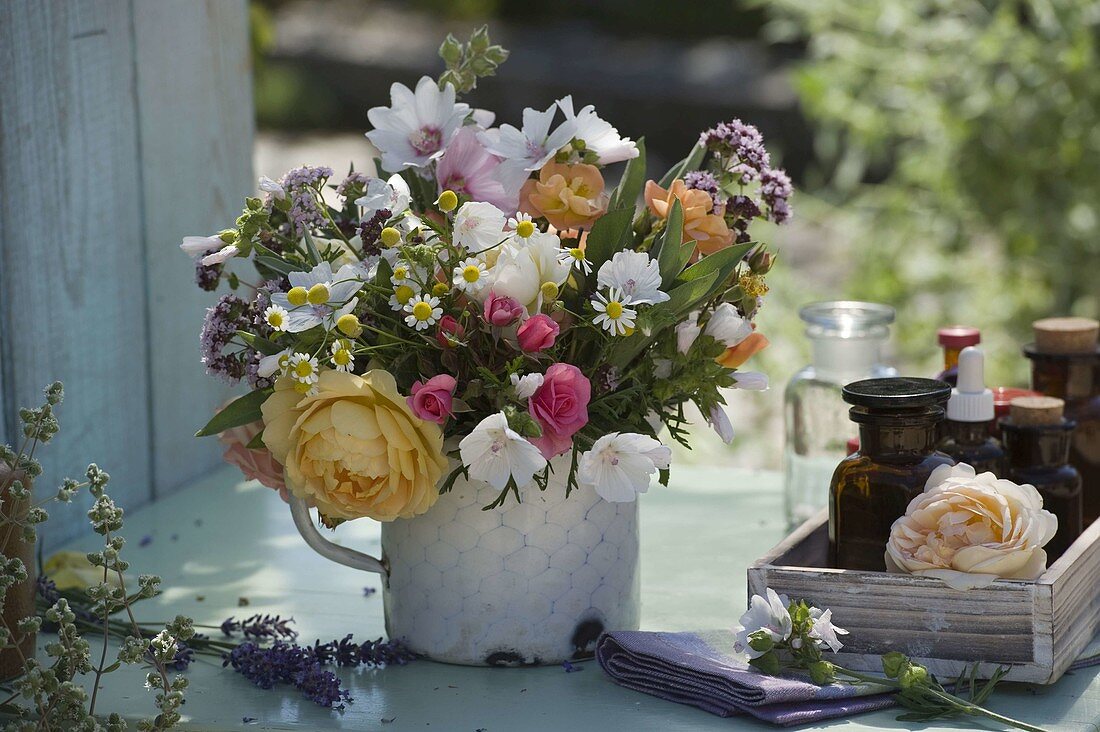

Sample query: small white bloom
[478,102,577,190]
[490,232,571,311]
[506,212,533,231]
[403,295,443,331]
[675,312,702,354]
[355,174,411,220]
[329,339,355,372]
[390,261,419,286]
[264,304,289,332]
[557,95,639,165]
[200,244,240,266]
[732,371,769,391]
[389,283,420,312]
[707,404,735,445]
[180,234,224,258]
[596,250,669,305]
[287,352,320,385]
[733,588,793,659]
[452,257,488,294]
[592,288,637,336]
[809,607,849,653]
[257,349,292,378]
[704,303,753,348]
[366,76,470,171]
[459,411,547,490]
[453,201,507,254]
[270,262,365,332]
[578,432,672,503]
[510,373,544,400]
[558,245,593,275]
[258,175,286,200]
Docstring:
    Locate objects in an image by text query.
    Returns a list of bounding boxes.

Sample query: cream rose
[261,369,449,522]
[885,463,1057,590]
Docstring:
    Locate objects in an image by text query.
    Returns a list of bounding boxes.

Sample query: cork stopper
[1009,396,1064,426]
[1033,317,1099,354]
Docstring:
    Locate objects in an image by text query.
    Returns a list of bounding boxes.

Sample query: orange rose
[644,179,733,256]
[520,163,608,231]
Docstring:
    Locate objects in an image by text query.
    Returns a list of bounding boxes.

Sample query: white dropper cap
[946,346,994,422]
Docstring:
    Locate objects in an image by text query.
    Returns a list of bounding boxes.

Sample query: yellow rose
[885,463,1057,590]
[261,370,448,522]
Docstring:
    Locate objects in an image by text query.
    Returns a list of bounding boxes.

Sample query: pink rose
[517,314,560,353]
[407,374,457,425]
[218,418,289,501]
[436,315,466,348]
[483,291,524,327]
[528,363,591,459]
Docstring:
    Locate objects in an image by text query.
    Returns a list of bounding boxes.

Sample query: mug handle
[288,495,388,577]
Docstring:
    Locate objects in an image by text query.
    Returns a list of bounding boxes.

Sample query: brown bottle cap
[1009,396,1064,426]
[1033,317,1099,354]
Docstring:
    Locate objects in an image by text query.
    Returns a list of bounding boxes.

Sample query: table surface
[50,465,1100,731]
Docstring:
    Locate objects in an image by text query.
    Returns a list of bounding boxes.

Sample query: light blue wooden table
[54,466,1100,730]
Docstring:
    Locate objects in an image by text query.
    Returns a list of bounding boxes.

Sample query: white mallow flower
[707,404,735,445]
[479,102,576,191]
[180,234,225,258]
[366,76,470,171]
[733,588,793,659]
[510,373,544,400]
[675,312,702,354]
[200,243,239,266]
[557,96,639,165]
[578,433,672,503]
[704,303,753,347]
[732,371,769,391]
[596,250,669,305]
[489,232,571,311]
[355,174,411,220]
[257,349,292,378]
[270,262,364,332]
[453,201,507,255]
[809,607,849,653]
[460,412,547,491]
[258,176,286,200]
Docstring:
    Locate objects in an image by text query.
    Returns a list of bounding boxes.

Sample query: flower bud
[516,220,535,238]
[380,227,401,247]
[898,663,929,690]
[336,314,363,338]
[287,286,308,307]
[437,190,458,212]
[881,651,908,678]
[808,660,835,685]
[432,282,450,297]
[540,281,560,301]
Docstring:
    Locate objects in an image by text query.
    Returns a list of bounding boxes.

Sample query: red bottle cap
[938,326,981,349]
[992,387,1041,419]
[846,437,860,455]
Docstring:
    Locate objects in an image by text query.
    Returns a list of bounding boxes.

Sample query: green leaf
[658,143,706,188]
[246,429,265,449]
[678,241,752,284]
[195,389,272,437]
[302,231,323,265]
[254,256,297,276]
[608,138,646,212]
[664,271,719,315]
[236,331,283,356]
[653,199,689,287]
[583,208,634,274]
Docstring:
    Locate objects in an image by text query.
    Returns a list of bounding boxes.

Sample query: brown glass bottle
[1024,346,1100,524]
[1001,418,1082,562]
[829,378,954,571]
[939,420,1006,476]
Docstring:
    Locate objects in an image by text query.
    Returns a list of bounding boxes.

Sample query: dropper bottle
[937,347,1007,476]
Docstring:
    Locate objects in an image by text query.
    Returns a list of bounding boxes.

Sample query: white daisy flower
[577,432,672,503]
[287,352,320,395]
[269,262,365,332]
[263,304,289,332]
[704,303,753,348]
[258,176,286,200]
[510,373,544,400]
[366,76,470,172]
[355,174,411,220]
[452,258,488,294]
[257,349,292,379]
[390,261,416,286]
[329,339,355,372]
[596,250,669,305]
[389,283,421,312]
[558,245,592,275]
[506,212,534,231]
[557,96,639,165]
[592,288,637,336]
[453,201,507,254]
[403,295,443,331]
[459,411,547,491]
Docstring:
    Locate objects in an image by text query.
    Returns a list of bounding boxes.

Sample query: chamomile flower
[452,258,488,294]
[389,283,421,312]
[330,339,355,372]
[287,352,320,394]
[263,305,290,332]
[507,212,534,231]
[403,295,443,331]
[592,288,637,336]
[390,262,415,286]
[558,246,592,275]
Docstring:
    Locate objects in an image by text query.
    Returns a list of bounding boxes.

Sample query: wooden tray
[747,510,1100,684]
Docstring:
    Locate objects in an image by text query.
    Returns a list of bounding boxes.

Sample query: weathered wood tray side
[748,509,1100,684]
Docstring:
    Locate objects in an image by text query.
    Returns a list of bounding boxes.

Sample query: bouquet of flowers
[186,28,791,525]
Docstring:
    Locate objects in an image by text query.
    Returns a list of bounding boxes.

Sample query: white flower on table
[355,174,411,220]
[459,411,547,490]
[453,201,507,255]
[366,76,470,172]
[403,295,443,331]
[808,607,849,653]
[577,432,671,503]
[734,588,793,659]
[557,95,639,165]
[592,288,637,336]
[596,250,669,305]
[704,303,753,348]
[269,262,364,333]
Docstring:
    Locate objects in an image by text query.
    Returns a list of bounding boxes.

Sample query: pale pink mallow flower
[436,126,517,213]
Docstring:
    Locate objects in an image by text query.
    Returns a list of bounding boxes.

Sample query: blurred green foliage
[766,0,1100,383]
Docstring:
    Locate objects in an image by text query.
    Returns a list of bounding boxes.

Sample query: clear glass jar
[784,301,898,527]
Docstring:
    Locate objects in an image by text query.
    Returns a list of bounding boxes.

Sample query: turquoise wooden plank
[0,1,152,546]
[49,466,1100,730]
[131,0,252,498]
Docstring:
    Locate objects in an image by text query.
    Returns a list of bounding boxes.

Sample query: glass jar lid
[799,301,895,339]
[842,377,952,409]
